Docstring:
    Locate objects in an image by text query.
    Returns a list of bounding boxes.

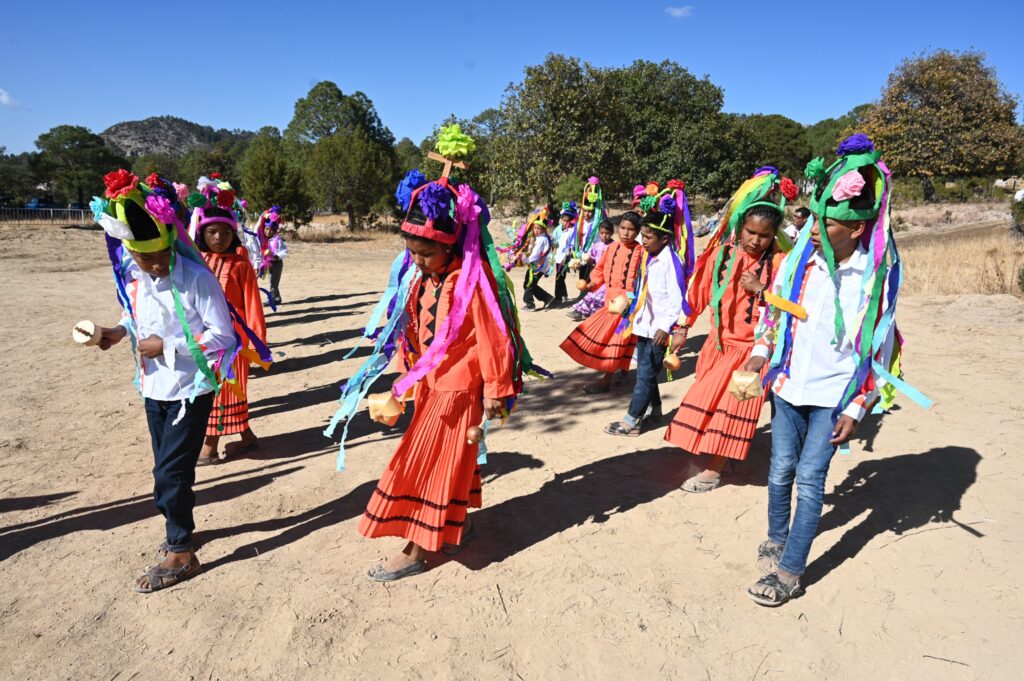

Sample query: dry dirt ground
[1,224,1022,680]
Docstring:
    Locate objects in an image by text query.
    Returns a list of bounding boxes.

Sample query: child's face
[810,215,865,254]
[792,213,809,228]
[618,220,639,245]
[532,223,546,238]
[204,222,235,253]
[560,215,571,227]
[129,247,172,278]
[583,209,594,222]
[640,226,669,256]
[405,236,452,276]
[599,227,614,244]
[738,215,777,256]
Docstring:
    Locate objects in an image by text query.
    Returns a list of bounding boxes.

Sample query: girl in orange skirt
[191,197,267,464]
[665,168,798,492]
[328,133,543,582]
[559,211,643,393]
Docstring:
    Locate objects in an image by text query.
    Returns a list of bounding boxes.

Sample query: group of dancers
[83,128,923,608]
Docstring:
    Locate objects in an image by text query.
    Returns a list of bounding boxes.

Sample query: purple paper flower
[145,195,177,225]
[395,169,427,211]
[836,133,875,156]
[753,166,780,178]
[417,182,451,220]
[659,194,677,215]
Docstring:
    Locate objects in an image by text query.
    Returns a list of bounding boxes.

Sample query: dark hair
[794,207,811,218]
[617,211,642,229]
[741,204,784,231]
[598,219,614,232]
[196,207,241,252]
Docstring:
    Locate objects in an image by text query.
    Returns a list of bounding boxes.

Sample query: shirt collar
[811,242,868,274]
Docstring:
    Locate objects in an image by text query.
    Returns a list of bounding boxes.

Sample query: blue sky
[2,0,1022,154]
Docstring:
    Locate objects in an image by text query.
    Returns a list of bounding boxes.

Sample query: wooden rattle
[367,392,403,426]
[727,370,763,402]
[575,279,589,292]
[608,294,630,315]
[72,320,100,347]
[663,353,682,372]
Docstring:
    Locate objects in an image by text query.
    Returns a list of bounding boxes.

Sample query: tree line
[2,49,1020,223]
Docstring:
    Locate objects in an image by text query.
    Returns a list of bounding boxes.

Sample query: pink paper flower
[173,182,189,203]
[145,194,177,224]
[831,170,865,202]
[632,185,645,199]
[588,176,599,185]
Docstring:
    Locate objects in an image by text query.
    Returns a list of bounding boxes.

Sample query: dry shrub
[902,231,1024,295]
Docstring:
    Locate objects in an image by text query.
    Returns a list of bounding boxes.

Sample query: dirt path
[1,225,1022,680]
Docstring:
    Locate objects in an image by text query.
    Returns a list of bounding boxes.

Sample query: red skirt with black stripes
[359,383,483,552]
[559,301,637,374]
[663,336,769,461]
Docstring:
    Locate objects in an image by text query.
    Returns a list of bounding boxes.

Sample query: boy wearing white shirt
[87,171,235,593]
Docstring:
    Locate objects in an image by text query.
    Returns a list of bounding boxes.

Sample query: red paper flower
[216,189,236,208]
[145,173,160,188]
[780,177,798,201]
[104,169,139,199]
[210,172,222,179]
[667,179,686,190]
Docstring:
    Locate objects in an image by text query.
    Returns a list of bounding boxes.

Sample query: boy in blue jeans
[743,135,908,606]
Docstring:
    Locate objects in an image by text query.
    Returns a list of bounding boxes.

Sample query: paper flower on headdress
[173,182,189,203]
[645,183,659,196]
[217,189,236,209]
[145,195,177,225]
[104,169,139,199]
[836,133,875,156]
[667,179,685,190]
[780,177,798,201]
[831,170,866,202]
[560,200,579,217]
[804,157,826,182]
[210,172,222,179]
[187,192,207,209]
[639,195,657,213]
[436,124,476,158]
[633,185,646,199]
[588,176,599,185]
[659,194,677,215]
[395,169,427,211]
[418,182,451,220]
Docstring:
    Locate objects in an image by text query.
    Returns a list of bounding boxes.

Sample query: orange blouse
[685,245,784,348]
[203,247,267,348]
[400,259,515,400]
[587,240,643,299]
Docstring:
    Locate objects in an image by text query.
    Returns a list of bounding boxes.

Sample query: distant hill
[100,116,254,158]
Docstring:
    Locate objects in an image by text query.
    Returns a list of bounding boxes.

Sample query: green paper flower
[436,124,476,159]
[639,195,657,212]
[187,192,207,209]
[804,157,825,181]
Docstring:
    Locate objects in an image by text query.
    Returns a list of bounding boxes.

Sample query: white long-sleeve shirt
[118,256,235,401]
[752,244,895,421]
[527,233,552,275]
[631,252,683,339]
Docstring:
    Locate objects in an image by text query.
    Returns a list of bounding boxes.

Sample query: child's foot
[523,303,536,311]
[225,430,259,456]
[747,570,803,607]
[197,444,219,466]
[605,421,641,437]
[756,540,785,574]
[682,470,722,493]
[368,544,427,582]
[566,310,585,322]
[133,550,201,593]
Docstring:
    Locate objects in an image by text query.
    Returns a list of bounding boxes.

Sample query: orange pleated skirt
[559,306,636,373]
[664,336,768,460]
[208,354,250,436]
[359,384,483,552]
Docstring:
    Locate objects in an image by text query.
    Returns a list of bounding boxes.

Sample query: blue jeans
[144,393,214,552]
[767,395,838,576]
[624,336,662,428]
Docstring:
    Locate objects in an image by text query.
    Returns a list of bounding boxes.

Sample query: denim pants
[767,395,838,576]
[624,336,663,428]
[144,392,214,552]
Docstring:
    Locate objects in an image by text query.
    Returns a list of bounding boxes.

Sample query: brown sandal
[133,555,202,593]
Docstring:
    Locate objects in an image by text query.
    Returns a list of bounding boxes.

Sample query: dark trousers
[144,392,214,552]
[625,336,663,427]
[523,268,552,307]
[269,258,284,303]
[553,267,568,302]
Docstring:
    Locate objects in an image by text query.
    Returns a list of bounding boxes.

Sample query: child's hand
[483,398,506,420]
[652,329,670,347]
[671,327,689,352]
[138,335,165,359]
[743,356,767,373]
[97,326,127,351]
[830,415,859,445]
[740,272,764,294]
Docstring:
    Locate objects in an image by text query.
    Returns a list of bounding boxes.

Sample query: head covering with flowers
[325,126,549,471]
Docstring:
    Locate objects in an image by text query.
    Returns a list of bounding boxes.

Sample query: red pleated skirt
[663,336,768,461]
[559,305,636,373]
[208,355,250,436]
[359,384,483,552]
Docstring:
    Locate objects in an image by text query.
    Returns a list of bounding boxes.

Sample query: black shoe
[523,303,536,310]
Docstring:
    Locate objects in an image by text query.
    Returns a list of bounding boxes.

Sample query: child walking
[87,170,238,592]
[326,130,545,582]
[550,201,578,306]
[522,209,554,310]
[190,188,268,464]
[744,135,921,606]
[567,219,614,322]
[559,211,644,393]
[664,169,796,492]
[261,206,288,305]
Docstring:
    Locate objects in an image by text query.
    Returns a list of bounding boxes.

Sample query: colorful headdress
[618,179,695,335]
[499,205,552,270]
[91,170,272,408]
[187,174,243,241]
[326,129,550,470]
[560,201,579,218]
[763,134,931,420]
[693,167,796,347]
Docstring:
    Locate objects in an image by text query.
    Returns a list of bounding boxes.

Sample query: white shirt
[783,223,799,242]
[119,256,235,401]
[527,233,552,274]
[631,251,683,339]
[753,244,894,421]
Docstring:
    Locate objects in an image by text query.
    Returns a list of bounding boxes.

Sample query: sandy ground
[1,224,1023,681]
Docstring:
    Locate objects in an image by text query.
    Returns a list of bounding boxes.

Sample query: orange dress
[559,240,643,372]
[203,247,266,436]
[664,245,782,460]
[359,259,515,551]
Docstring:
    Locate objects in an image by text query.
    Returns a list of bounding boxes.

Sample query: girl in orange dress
[192,202,267,464]
[664,168,798,492]
[559,211,644,393]
[327,141,543,582]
